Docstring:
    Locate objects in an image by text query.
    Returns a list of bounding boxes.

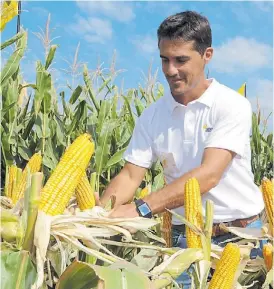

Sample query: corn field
[1,13,273,289]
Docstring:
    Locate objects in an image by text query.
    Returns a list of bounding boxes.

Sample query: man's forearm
[100,172,139,207]
[144,165,217,214]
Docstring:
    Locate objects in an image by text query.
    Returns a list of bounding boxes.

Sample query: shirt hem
[123,155,152,169]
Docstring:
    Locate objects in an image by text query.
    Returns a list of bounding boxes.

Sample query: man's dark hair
[157,11,212,55]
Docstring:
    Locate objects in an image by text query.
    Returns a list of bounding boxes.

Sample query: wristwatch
[134,199,152,218]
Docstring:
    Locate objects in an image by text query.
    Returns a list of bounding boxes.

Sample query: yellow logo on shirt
[203,124,213,132]
[203,124,208,130]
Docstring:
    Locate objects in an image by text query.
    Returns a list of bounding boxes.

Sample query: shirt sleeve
[123,116,156,168]
[204,98,252,158]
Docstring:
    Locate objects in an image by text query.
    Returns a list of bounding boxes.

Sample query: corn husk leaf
[166,208,203,235]
[150,248,204,289]
[192,260,211,289]
[131,248,160,272]
[219,223,271,240]
[262,267,274,289]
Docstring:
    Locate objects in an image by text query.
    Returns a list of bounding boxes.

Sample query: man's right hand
[96,162,147,209]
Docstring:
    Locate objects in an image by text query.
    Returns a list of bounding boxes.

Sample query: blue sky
[1,1,273,130]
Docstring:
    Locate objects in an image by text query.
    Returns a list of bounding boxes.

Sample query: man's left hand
[108,203,139,219]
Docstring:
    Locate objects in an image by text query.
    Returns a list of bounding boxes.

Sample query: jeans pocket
[172,229,181,247]
[172,228,187,248]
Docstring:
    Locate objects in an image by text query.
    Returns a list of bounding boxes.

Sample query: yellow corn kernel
[137,185,151,199]
[184,178,203,248]
[76,173,96,210]
[12,153,42,204]
[161,210,172,248]
[208,243,241,289]
[0,1,18,32]
[261,177,274,234]
[39,134,94,216]
[263,243,273,272]
[5,165,17,198]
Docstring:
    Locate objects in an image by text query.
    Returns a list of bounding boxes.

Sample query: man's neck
[173,78,212,106]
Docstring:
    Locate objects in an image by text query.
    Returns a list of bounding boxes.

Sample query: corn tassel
[208,243,241,289]
[184,178,203,248]
[76,173,96,210]
[161,210,172,247]
[263,243,273,272]
[12,153,42,204]
[261,177,274,235]
[39,134,94,216]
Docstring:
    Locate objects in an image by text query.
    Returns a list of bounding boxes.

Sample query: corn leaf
[105,148,127,168]
[69,85,83,105]
[1,132,14,165]
[45,44,58,70]
[96,100,111,135]
[134,97,145,117]
[1,101,16,121]
[1,31,27,89]
[1,30,24,50]
[67,100,85,135]
[34,61,52,115]
[1,250,37,289]
[152,172,165,192]
[83,64,99,112]
[95,120,119,176]
[56,261,110,289]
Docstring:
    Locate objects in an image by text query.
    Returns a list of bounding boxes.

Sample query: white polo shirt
[124,78,264,225]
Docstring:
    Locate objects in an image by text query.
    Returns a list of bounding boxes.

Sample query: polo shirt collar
[164,78,217,112]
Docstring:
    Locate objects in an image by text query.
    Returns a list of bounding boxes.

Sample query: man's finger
[94,191,102,206]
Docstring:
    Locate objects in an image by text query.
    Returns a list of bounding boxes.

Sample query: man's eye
[177,59,187,64]
[161,58,168,63]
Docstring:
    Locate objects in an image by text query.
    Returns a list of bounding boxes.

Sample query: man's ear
[204,47,213,64]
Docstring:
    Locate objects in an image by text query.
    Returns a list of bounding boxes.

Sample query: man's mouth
[170,78,183,83]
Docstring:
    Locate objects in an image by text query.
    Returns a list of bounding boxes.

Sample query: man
[98,10,264,287]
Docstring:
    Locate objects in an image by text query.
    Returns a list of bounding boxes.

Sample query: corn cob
[137,185,151,199]
[76,173,96,210]
[184,177,203,248]
[5,165,17,198]
[12,153,42,204]
[161,210,172,247]
[39,134,94,216]
[263,243,273,272]
[208,243,241,289]
[261,177,273,234]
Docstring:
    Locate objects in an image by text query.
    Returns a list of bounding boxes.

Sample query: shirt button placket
[184,106,195,141]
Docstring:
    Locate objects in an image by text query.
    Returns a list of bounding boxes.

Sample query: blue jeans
[172,218,265,289]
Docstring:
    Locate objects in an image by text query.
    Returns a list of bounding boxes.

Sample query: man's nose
[165,63,178,77]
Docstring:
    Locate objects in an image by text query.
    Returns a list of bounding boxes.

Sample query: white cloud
[76,1,135,23]
[70,16,112,44]
[132,35,158,54]
[210,37,272,74]
[247,78,273,131]
[252,1,273,12]
[31,7,50,18]
[144,2,182,18]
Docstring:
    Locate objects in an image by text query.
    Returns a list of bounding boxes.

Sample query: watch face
[139,203,151,216]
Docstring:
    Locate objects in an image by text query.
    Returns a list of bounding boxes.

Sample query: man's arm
[144,147,235,214]
[100,162,147,207]
[108,147,235,218]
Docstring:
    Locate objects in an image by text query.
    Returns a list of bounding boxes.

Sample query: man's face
[159,38,213,97]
